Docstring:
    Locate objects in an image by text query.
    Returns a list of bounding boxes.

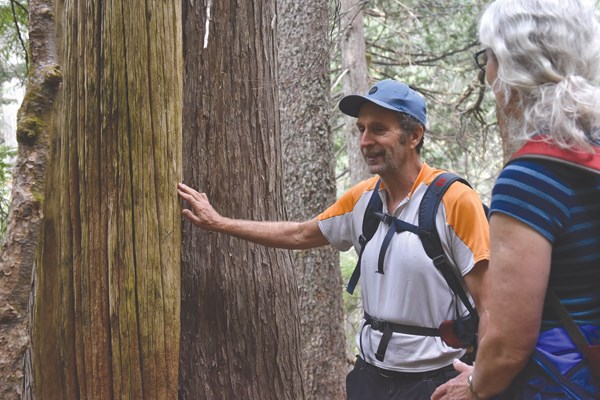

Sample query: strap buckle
[373,211,393,225]
[369,318,387,332]
[432,255,446,268]
[358,234,367,246]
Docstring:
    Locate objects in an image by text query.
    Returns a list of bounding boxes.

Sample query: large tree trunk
[0,1,60,398]
[179,1,304,399]
[277,0,346,399]
[27,0,182,398]
[340,0,370,184]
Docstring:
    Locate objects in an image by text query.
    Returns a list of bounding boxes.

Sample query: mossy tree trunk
[25,0,182,398]
[277,0,347,398]
[179,0,304,399]
[0,1,61,398]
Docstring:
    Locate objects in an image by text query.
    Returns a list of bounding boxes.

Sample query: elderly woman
[432,0,600,399]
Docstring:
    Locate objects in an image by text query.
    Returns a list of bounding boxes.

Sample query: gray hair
[479,0,600,151]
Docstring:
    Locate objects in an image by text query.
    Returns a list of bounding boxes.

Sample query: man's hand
[177,183,223,231]
[431,359,474,400]
[177,183,328,249]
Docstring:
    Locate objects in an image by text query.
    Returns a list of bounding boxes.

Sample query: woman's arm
[432,213,552,400]
[469,212,552,398]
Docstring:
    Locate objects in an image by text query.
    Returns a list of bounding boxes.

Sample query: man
[177,79,490,399]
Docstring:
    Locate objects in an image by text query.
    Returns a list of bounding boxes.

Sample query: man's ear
[412,124,424,148]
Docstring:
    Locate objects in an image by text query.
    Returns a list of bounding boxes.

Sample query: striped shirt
[490,158,600,330]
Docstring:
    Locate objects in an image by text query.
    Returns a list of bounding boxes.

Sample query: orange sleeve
[442,183,491,264]
[318,177,380,221]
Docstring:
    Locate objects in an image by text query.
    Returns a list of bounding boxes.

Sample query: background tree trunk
[0,1,60,398]
[27,0,182,398]
[277,1,346,399]
[340,0,370,184]
[179,1,305,399]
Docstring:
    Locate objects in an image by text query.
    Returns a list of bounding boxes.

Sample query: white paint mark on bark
[203,0,212,49]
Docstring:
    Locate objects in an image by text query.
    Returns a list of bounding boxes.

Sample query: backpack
[510,137,600,172]
[347,172,488,361]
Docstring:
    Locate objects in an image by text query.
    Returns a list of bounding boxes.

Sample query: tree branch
[9,0,29,71]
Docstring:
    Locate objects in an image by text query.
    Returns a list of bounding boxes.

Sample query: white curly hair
[479,0,600,151]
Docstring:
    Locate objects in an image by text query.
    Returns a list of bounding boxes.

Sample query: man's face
[356,103,414,177]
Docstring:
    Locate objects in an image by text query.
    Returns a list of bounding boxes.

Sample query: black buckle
[373,211,393,225]
[359,234,367,246]
[432,255,446,268]
[369,318,386,332]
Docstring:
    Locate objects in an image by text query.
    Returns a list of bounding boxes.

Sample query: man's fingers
[430,384,445,400]
[182,209,201,224]
[178,183,213,228]
[177,188,193,203]
[177,183,207,202]
[177,183,199,197]
[178,188,202,204]
[452,359,472,374]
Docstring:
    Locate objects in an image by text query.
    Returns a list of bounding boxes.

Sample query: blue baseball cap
[339,79,427,126]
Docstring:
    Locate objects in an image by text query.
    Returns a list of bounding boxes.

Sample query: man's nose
[360,130,375,147]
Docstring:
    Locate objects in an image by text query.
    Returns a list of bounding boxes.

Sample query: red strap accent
[511,137,600,173]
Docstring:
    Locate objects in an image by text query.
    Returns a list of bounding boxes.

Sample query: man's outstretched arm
[177,183,329,250]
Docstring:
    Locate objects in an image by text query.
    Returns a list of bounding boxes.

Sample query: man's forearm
[213,217,328,250]
[177,183,328,249]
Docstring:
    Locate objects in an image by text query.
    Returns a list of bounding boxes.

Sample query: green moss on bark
[16,116,45,145]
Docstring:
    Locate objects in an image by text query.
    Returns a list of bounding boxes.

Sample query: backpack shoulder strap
[361,179,383,245]
[346,178,382,294]
[547,290,600,380]
[510,137,600,175]
[418,172,478,316]
[418,172,470,250]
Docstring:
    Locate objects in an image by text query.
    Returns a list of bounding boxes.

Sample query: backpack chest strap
[374,212,420,275]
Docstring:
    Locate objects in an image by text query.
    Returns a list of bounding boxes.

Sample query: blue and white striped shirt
[490,158,600,331]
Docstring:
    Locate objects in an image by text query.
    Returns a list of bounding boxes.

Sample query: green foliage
[364,0,502,201]
[0,143,15,240]
[0,0,29,90]
[340,250,361,356]
[0,1,27,239]
[331,0,503,200]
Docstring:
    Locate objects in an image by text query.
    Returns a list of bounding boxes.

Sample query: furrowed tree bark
[340,0,370,184]
[25,0,182,398]
[179,0,305,399]
[0,1,60,398]
[278,0,346,398]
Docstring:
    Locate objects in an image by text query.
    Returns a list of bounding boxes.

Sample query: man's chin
[366,165,382,175]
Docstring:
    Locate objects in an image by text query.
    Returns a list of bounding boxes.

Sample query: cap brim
[339,95,367,117]
[339,95,401,118]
